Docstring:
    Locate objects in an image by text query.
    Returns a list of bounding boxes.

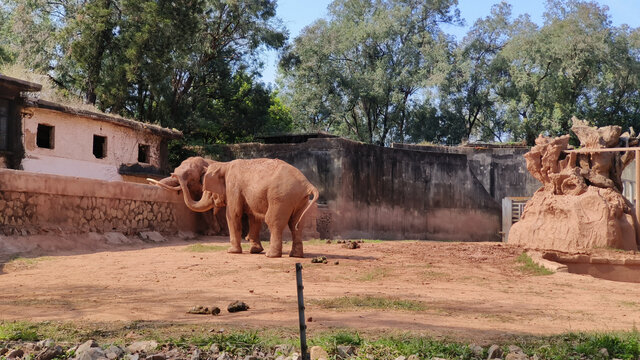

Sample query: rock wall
[215,138,502,241]
[0,169,206,236]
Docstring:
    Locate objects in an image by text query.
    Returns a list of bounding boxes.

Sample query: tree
[435,2,526,143]
[1,0,292,157]
[280,0,461,146]
[496,0,622,143]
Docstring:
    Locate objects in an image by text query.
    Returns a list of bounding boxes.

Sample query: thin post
[636,150,640,224]
[295,263,309,360]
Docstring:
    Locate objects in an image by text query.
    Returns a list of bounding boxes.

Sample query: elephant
[148,156,227,233]
[176,158,319,258]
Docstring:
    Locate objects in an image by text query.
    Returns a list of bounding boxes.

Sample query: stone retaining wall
[0,169,204,236]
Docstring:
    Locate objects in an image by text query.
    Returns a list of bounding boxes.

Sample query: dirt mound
[510,118,640,251]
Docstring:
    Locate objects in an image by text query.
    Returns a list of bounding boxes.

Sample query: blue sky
[259,0,640,86]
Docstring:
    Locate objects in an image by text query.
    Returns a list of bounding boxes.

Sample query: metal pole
[635,150,640,224]
[295,263,309,360]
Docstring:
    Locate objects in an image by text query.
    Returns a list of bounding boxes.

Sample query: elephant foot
[249,244,264,254]
[289,249,304,258]
[265,250,283,258]
[227,246,243,254]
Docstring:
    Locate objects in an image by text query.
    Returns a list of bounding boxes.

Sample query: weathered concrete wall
[392,143,541,201]
[20,108,166,181]
[0,169,207,236]
[216,138,501,241]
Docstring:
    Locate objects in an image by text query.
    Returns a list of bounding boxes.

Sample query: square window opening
[138,144,150,163]
[36,124,54,149]
[93,135,107,159]
[0,99,9,151]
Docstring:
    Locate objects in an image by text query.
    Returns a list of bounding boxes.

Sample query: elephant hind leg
[288,218,304,258]
[246,215,264,254]
[265,207,290,258]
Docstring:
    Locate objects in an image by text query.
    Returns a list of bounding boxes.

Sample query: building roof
[0,74,43,97]
[24,98,182,139]
[0,74,182,139]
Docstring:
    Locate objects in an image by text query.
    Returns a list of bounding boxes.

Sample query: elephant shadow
[302,252,378,261]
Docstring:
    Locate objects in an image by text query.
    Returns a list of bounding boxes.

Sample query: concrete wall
[392,143,541,201]
[215,138,502,241]
[0,169,207,236]
[20,108,165,181]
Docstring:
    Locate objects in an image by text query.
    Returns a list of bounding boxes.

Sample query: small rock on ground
[139,231,165,243]
[336,345,356,358]
[145,354,166,360]
[127,341,159,354]
[487,344,503,359]
[35,345,64,360]
[309,346,328,360]
[6,349,24,359]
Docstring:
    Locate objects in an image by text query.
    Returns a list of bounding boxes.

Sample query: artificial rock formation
[509,118,640,251]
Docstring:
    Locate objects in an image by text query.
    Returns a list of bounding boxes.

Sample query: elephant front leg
[246,215,264,254]
[226,208,243,254]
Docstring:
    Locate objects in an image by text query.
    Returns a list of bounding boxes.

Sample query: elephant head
[149,156,214,201]
[178,162,228,212]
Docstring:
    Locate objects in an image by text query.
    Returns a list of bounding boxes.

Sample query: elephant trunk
[177,175,215,212]
[148,176,181,191]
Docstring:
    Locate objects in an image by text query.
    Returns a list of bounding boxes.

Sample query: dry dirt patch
[1,237,640,342]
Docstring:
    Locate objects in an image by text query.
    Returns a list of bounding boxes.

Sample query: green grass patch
[358,267,392,281]
[517,253,554,276]
[311,296,426,312]
[183,244,232,252]
[0,321,39,341]
[1,321,640,359]
[6,256,53,268]
[620,301,638,308]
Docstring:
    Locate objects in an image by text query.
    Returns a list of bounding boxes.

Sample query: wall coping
[0,169,182,203]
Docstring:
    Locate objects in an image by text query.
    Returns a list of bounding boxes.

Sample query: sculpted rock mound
[509,118,640,251]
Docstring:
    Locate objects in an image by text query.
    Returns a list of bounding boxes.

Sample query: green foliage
[1,0,292,164]
[516,253,554,276]
[0,321,39,341]
[279,0,461,146]
[283,0,640,145]
[311,296,426,311]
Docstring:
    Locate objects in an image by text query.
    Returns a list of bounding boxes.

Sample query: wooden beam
[564,147,640,153]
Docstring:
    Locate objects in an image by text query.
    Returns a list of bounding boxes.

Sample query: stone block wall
[0,169,204,236]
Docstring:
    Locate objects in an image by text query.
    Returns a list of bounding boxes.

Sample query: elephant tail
[295,184,320,231]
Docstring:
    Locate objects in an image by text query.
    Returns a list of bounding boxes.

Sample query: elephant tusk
[147,178,181,191]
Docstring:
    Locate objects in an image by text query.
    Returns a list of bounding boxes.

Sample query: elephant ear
[203,166,226,195]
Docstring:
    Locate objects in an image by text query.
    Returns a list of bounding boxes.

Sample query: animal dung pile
[509,118,640,251]
[187,306,220,315]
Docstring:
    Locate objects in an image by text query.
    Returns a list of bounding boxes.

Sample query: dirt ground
[1,236,640,342]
